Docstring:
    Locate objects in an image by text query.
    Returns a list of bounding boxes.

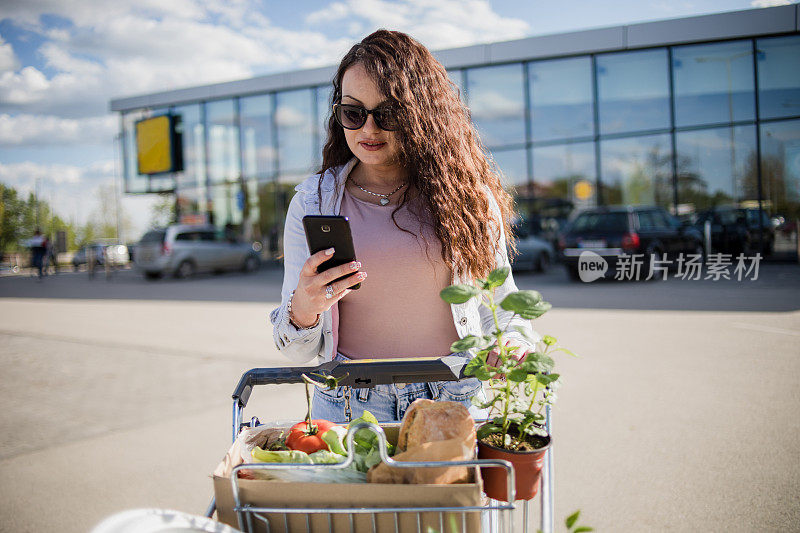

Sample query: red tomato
[286,419,338,454]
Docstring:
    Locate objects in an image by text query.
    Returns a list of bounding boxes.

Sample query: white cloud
[0,37,20,73]
[751,0,791,6]
[305,0,530,50]
[0,114,117,146]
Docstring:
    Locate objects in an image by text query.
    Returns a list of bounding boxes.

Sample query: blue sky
[0,0,792,236]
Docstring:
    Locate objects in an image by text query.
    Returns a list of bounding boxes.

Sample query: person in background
[29,229,45,280]
[269,30,541,424]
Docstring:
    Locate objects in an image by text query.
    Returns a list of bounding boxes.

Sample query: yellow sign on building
[136,115,174,175]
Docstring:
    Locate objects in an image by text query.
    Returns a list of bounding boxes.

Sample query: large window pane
[533,142,596,208]
[276,89,315,174]
[240,94,274,181]
[206,99,240,184]
[673,40,755,127]
[676,125,757,212]
[601,134,673,207]
[173,103,205,189]
[529,57,594,142]
[761,120,800,255]
[467,64,525,147]
[597,49,670,135]
[757,35,800,120]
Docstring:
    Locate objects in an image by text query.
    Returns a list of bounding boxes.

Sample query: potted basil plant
[440,266,574,501]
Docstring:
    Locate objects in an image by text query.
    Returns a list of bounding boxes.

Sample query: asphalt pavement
[0,262,798,532]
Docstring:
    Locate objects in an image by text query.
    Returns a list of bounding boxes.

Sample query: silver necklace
[351,179,406,205]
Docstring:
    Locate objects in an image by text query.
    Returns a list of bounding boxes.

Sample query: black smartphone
[302,215,361,290]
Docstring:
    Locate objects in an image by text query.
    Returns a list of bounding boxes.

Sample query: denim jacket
[269,158,541,364]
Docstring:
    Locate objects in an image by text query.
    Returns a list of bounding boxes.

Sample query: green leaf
[500,291,551,319]
[519,300,552,320]
[486,266,510,288]
[565,510,580,529]
[536,373,559,386]
[554,346,579,357]
[440,284,481,304]
[573,528,594,533]
[507,366,528,382]
[451,335,481,352]
[464,354,486,378]
[542,335,557,346]
[476,423,503,440]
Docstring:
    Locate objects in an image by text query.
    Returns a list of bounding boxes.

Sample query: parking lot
[0,262,798,531]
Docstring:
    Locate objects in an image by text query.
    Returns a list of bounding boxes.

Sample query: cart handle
[232,356,470,408]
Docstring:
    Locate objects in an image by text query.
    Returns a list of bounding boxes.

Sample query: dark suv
[558,206,704,281]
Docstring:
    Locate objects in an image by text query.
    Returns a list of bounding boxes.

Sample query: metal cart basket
[208,357,554,533]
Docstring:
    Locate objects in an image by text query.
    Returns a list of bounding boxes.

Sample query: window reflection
[529,57,594,141]
[176,186,208,224]
[676,125,757,212]
[760,120,800,255]
[490,148,528,194]
[447,69,466,104]
[533,142,596,207]
[757,35,800,120]
[316,85,333,167]
[276,89,315,174]
[597,49,670,135]
[210,182,243,228]
[467,64,525,147]
[172,104,205,189]
[206,100,240,184]
[601,134,672,207]
[672,41,755,127]
[240,94,275,181]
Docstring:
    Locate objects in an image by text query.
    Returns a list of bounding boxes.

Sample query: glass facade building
[112,6,800,259]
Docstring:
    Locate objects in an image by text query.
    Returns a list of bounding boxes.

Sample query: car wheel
[242,255,260,273]
[536,252,550,273]
[174,260,196,279]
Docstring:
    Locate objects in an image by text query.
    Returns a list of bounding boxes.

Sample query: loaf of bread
[397,399,475,451]
[368,399,476,484]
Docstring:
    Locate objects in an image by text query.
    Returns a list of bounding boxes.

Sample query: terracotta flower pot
[477,433,551,502]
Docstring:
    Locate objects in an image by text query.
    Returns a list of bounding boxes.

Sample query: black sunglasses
[332,103,400,131]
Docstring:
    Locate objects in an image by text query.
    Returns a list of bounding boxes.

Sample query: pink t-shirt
[336,187,460,359]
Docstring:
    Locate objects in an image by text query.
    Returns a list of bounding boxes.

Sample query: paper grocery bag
[213,475,482,533]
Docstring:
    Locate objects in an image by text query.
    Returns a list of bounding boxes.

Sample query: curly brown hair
[318,29,517,282]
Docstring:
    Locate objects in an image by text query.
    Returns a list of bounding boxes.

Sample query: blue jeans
[311,352,489,423]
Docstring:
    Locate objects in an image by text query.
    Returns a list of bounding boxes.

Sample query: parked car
[558,206,704,281]
[692,206,774,256]
[72,242,129,271]
[134,224,261,279]
[510,217,556,272]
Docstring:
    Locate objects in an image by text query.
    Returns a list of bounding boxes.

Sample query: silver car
[134,224,261,280]
[512,234,556,272]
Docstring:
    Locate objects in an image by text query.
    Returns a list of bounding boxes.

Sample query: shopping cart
[207,357,554,533]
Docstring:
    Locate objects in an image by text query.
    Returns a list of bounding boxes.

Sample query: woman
[270,30,540,423]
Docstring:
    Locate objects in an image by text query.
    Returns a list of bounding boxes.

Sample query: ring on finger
[325,285,335,299]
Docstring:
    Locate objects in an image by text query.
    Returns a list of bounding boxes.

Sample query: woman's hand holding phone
[290,247,367,327]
